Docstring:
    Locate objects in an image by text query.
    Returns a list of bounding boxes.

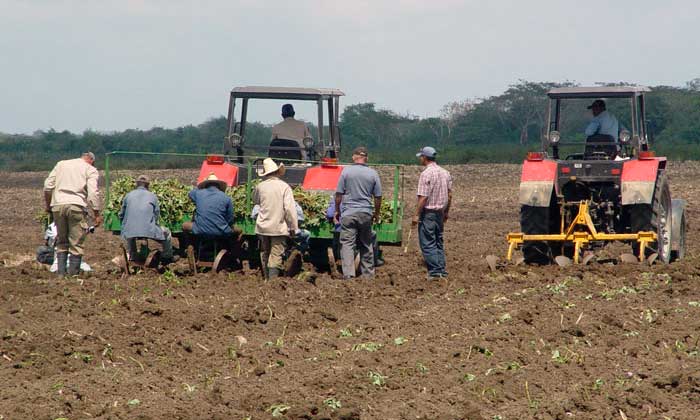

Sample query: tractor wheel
[520,205,551,265]
[629,174,672,263]
[671,209,686,262]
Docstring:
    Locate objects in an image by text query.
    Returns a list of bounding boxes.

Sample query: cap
[352,146,368,157]
[416,146,437,158]
[587,99,606,110]
[136,175,150,184]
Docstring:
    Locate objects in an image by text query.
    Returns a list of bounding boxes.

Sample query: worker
[119,175,176,263]
[271,104,312,160]
[254,158,298,279]
[584,99,620,140]
[412,146,452,280]
[334,146,382,279]
[252,200,309,253]
[43,152,101,277]
[326,197,384,268]
[182,173,234,239]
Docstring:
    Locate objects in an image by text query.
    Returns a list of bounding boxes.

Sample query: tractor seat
[269,138,303,163]
[584,134,617,160]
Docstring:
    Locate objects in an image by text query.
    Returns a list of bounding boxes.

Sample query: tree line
[1,79,699,171]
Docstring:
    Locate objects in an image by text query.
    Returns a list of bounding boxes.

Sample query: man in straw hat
[119,175,176,263]
[183,173,234,238]
[334,146,382,279]
[254,158,298,279]
[43,152,101,277]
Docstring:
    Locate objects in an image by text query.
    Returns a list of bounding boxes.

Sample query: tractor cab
[217,86,345,187]
[543,86,651,161]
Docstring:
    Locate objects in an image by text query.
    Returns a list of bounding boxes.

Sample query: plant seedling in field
[368,370,386,386]
[323,397,342,410]
[393,336,408,346]
[267,403,291,417]
[339,327,353,338]
[352,342,383,352]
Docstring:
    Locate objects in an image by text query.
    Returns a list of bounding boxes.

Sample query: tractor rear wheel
[520,205,551,265]
[629,173,672,263]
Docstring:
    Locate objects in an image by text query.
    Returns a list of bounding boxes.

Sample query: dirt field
[1,163,700,420]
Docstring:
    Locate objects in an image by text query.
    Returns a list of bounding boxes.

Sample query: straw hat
[198,173,227,191]
[258,158,286,177]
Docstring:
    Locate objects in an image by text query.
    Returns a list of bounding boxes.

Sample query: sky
[1,0,699,134]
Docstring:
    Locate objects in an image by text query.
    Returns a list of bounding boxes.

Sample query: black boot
[56,252,68,278]
[68,254,82,276]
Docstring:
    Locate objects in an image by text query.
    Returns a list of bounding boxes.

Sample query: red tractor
[507,86,686,265]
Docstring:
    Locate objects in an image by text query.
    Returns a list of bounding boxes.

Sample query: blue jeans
[419,211,446,276]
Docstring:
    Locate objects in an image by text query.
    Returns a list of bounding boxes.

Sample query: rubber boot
[68,254,82,276]
[268,267,281,280]
[56,252,68,278]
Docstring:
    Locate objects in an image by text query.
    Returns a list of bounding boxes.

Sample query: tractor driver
[271,104,312,161]
[584,99,620,141]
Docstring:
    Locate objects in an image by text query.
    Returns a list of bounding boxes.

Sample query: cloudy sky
[1,0,698,133]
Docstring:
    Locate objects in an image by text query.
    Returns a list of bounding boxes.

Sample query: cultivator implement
[506,201,657,264]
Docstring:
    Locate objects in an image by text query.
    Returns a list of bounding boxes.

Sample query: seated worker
[183,173,235,240]
[119,175,176,263]
[584,99,620,140]
[326,197,384,267]
[270,104,312,161]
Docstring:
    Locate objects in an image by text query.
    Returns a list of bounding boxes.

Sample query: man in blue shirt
[334,146,382,278]
[183,174,234,237]
[584,99,620,140]
[119,175,175,263]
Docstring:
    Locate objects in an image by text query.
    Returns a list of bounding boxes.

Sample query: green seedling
[352,342,383,352]
[323,397,342,410]
[592,378,605,390]
[393,336,408,346]
[339,327,353,338]
[127,399,140,407]
[368,370,386,386]
[267,403,291,417]
[416,362,429,374]
[464,373,477,382]
[471,345,493,357]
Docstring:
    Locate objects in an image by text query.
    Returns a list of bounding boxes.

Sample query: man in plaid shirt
[412,146,452,279]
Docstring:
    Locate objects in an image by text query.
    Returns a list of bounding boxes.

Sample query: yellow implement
[507,201,656,264]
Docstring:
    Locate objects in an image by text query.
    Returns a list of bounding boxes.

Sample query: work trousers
[52,204,88,256]
[125,227,173,260]
[418,210,447,276]
[339,212,374,278]
[259,235,287,272]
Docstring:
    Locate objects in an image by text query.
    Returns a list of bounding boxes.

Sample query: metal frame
[507,201,657,264]
[225,86,345,161]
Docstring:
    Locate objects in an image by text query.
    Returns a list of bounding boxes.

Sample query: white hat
[257,158,286,177]
[198,173,227,191]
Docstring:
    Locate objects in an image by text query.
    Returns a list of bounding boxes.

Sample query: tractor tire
[671,208,686,262]
[628,173,672,263]
[520,205,551,265]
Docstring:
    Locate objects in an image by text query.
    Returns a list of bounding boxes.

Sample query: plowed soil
[1,163,700,420]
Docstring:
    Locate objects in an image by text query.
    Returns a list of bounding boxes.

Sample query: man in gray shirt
[119,175,175,263]
[334,146,382,278]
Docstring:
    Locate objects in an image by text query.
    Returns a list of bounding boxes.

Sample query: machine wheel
[520,205,551,265]
[213,249,232,273]
[629,174,672,263]
[186,245,197,273]
[671,210,686,262]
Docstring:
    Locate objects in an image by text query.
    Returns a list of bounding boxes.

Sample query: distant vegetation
[1,79,699,171]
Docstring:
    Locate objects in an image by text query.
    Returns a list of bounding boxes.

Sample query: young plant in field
[323,397,342,410]
[339,327,353,338]
[463,373,477,382]
[267,403,291,417]
[415,362,429,374]
[393,336,408,346]
[352,342,383,352]
[368,370,386,386]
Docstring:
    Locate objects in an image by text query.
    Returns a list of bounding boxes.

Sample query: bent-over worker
[119,175,176,263]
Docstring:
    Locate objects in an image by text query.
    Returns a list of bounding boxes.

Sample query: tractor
[507,86,686,265]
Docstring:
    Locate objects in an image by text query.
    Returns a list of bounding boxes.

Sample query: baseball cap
[136,175,150,184]
[587,99,606,110]
[352,146,368,157]
[416,146,437,158]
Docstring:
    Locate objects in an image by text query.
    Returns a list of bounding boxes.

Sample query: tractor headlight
[303,136,314,148]
[619,130,631,144]
[548,130,561,145]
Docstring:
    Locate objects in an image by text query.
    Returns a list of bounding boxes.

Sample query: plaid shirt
[417,162,452,210]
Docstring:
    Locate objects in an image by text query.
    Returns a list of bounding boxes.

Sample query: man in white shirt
[584,99,620,140]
